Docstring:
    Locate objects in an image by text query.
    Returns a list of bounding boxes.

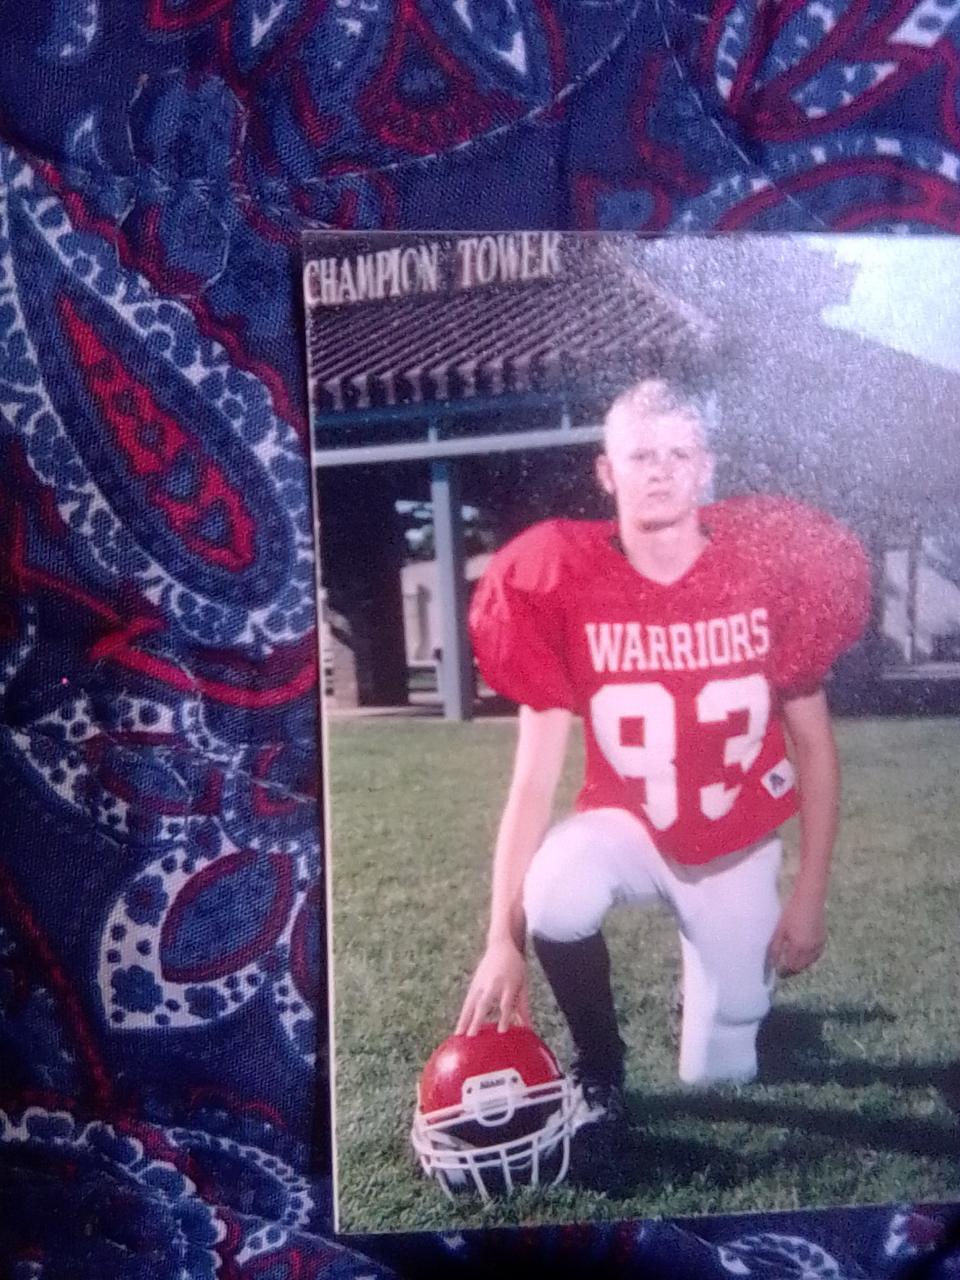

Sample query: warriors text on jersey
[469,497,870,865]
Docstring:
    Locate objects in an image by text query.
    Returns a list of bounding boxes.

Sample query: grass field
[327,715,960,1234]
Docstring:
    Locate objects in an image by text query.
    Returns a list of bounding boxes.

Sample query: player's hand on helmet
[456,938,530,1036]
[767,890,827,976]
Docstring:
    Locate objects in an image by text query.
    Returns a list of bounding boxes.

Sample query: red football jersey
[469,496,870,865]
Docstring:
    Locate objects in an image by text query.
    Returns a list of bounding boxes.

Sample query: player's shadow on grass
[755,1003,960,1116]
[595,1004,960,1201]
[618,1004,960,1187]
[576,1126,767,1201]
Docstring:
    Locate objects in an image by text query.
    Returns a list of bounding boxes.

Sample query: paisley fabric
[0,2,957,1276]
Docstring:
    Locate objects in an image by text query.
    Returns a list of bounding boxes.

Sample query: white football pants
[523,807,781,1086]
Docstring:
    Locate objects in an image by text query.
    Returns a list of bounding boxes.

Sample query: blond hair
[603,377,710,445]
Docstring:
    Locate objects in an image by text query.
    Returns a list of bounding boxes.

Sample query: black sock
[532,931,625,1086]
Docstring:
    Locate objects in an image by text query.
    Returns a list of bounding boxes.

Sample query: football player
[456,377,870,1183]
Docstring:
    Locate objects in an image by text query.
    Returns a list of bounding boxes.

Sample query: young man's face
[596,398,713,533]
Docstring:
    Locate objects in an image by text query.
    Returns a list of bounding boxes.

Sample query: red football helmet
[411,1023,574,1201]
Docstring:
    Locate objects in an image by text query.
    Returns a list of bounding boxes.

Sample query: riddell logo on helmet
[477,1075,510,1091]
[464,1069,522,1097]
[464,1070,523,1123]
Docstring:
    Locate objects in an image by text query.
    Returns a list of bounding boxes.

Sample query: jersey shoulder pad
[480,519,608,596]
[468,520,605,712]
[705,495,870,694]
[703,494,826,547]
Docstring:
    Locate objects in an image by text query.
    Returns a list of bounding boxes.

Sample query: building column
[431,459,474,721]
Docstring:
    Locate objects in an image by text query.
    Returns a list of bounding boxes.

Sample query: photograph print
[304,230,960,1234]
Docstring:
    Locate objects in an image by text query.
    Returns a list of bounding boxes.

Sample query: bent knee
[523,825,613,943]
[714,980,772,1028]
[679,986,771,1086]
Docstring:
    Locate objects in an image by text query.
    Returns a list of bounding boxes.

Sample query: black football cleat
[568,1063,632,1193]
